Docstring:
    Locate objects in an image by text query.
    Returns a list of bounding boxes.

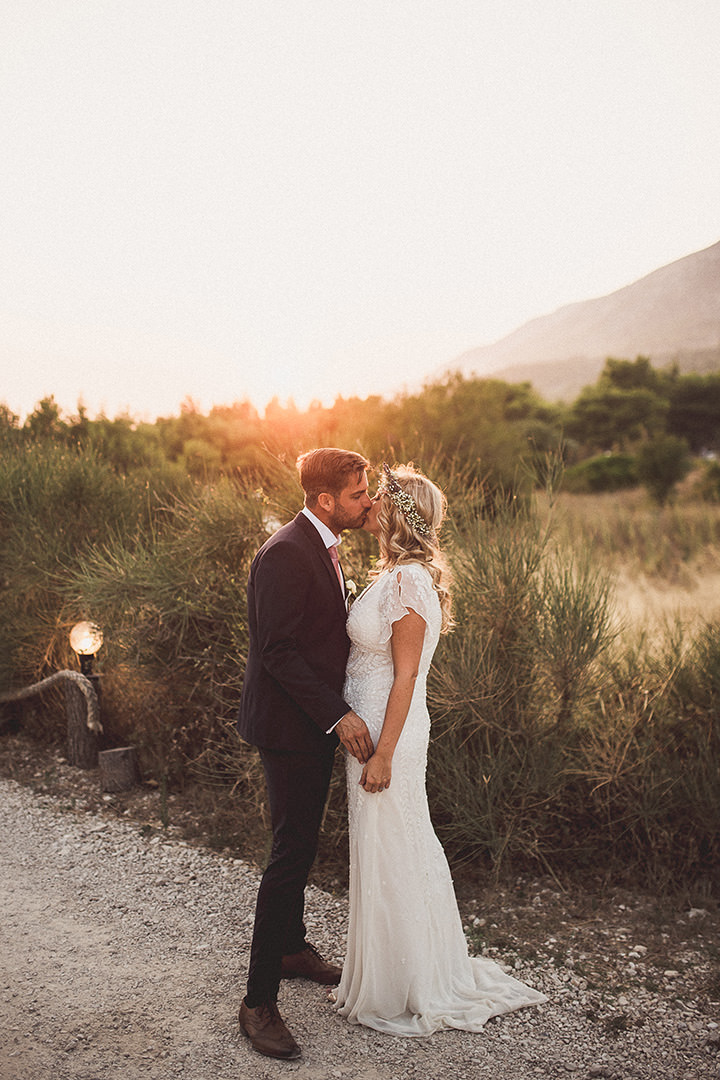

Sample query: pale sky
[2,0,718,420]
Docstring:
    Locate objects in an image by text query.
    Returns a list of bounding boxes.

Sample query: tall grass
[549,488,720,580]
[57,457,369,784]
[424,478,720,888]
[0,442,174,686]
[427,482,616,877]
[576,631,720,888]
[1,444,718,889]
[66,479,263,777]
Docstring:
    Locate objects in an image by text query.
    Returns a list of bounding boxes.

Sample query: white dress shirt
[301,505,343,552]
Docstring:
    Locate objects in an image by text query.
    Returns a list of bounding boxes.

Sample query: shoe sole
[280,970,342,985]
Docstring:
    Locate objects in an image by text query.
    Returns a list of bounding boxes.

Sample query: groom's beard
[328,506,369,533]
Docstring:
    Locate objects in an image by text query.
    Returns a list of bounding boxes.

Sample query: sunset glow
[2,0,718,420]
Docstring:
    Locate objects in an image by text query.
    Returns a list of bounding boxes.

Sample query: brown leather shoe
[280,943,342,985]
[238,1000,301,1060]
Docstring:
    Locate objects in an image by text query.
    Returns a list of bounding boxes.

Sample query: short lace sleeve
[378,563,437,644]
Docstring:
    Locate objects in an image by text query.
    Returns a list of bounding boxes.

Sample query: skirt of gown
[335,674,547,1037]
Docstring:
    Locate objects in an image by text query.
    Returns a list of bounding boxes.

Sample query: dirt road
[1,775,717,1080]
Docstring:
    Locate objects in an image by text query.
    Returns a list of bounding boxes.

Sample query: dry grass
[541,487,720,641]
[610,567,720,639]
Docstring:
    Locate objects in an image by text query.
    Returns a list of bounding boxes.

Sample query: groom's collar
[301,506,342,550]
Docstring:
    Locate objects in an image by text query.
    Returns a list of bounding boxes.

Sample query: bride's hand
[360,752,392,793]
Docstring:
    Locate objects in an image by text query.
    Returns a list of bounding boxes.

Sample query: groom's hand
[336,710,374,763]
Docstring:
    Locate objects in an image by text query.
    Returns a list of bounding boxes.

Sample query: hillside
[488,345,720,403]
[453,240,720,400]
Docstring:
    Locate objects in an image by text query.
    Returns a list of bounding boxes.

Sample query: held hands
[360,751,392,794]
[335,710,374,764]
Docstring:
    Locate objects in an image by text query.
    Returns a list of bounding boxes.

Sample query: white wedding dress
[335,562,547,1036]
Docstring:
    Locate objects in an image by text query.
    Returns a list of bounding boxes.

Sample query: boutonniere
[345,578,358,608]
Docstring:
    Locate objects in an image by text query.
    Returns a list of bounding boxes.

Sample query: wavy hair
[372,463,453,633]
[296,447,369,504]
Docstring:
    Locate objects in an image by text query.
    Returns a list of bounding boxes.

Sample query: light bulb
[69,621,104,657]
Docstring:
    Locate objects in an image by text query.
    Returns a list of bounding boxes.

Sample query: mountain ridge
[451,241,720,399]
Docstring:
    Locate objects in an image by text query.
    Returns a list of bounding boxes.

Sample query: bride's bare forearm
[376,608,426,761]
[360,606,425,784]
[375,676,416,759]
[360,678,415,791]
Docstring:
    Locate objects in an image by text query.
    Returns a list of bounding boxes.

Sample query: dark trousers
[245,744,336,1005]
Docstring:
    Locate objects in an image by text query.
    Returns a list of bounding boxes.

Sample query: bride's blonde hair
[372,463,453,633]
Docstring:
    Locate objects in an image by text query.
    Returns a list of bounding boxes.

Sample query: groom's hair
[297,448,370,505]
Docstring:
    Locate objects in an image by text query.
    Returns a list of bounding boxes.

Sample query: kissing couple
[237,448,546,1060]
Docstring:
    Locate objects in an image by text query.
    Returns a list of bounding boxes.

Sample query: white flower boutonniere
[345,578,357,609]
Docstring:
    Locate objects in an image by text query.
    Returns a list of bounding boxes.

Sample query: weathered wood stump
[99,746,140,792]
[65,677,99,769]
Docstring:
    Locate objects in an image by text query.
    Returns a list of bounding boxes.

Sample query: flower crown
[377,463,432,536]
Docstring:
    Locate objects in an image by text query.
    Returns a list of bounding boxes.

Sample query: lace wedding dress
[335,562,547,1036]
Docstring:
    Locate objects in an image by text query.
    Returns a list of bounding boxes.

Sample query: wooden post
[99,746,140,792]
[65,678,99,769]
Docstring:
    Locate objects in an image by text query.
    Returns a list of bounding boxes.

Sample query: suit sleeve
[251,540,350,732]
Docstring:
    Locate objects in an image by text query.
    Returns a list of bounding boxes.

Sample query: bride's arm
[359,607,426,793]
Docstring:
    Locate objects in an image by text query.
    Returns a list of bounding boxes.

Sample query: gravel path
[1,775,718,1080]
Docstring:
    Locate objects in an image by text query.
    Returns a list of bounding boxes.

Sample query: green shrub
[578,630,720,885]
[0,442,164,687]
[636,434,692,505]
[64,479,267,778]
[563,453,638,494]
[426,481,615,874]
[694,458,720,503]
[424,479,719,888]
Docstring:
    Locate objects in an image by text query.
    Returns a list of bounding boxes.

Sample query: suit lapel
[293,513,347,610]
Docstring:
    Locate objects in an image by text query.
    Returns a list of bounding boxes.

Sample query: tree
[0,403,20,446]
[23,396,67,441]
[382,374,562,488]
[636,434,691,505]
[182,437,223,477]
[566,385,668,452]
[600,355,673,395]
[667,374,720,454]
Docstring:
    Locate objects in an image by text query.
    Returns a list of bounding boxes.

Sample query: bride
[335,463,546,1036]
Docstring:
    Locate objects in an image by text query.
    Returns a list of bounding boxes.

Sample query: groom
[237,447,375,1060]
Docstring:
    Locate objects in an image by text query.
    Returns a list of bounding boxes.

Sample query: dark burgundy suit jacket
[237,512,350,753]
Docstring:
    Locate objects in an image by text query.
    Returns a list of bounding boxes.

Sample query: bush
[563,453,638,494]
[0,442,165,688]
[636,434,692,505]
[423,479,719,888]
[426,481,615,875]
[694,458,720,503]
[581,629,720,885]
[64,479,268,779]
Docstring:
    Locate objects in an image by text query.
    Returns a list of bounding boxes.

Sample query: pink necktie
[328,544,344,593]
